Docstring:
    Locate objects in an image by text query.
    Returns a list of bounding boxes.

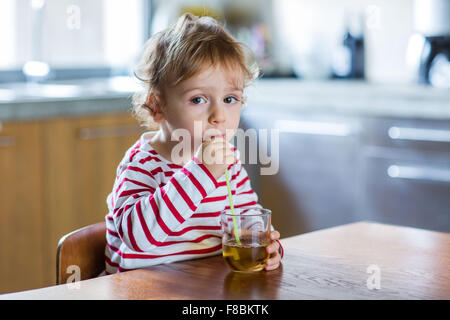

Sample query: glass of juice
[221,207,271,272]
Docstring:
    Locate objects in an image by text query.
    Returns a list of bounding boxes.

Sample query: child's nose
[208,101,226,125]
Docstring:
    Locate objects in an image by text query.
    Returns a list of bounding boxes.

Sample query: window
[0,0,149,82]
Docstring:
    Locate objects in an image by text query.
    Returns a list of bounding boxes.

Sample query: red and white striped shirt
[104,131,264,274]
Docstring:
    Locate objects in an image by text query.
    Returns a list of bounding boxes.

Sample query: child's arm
[109,158,219,253]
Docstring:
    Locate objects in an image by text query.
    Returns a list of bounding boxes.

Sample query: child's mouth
[202,134,225,142]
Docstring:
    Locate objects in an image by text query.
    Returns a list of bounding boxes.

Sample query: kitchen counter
[245,79,450,120]
[0,77,139,121]
[0,77,449,121]
[1,221,449,299]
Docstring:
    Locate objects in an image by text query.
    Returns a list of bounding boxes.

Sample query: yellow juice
[222,239,269,272]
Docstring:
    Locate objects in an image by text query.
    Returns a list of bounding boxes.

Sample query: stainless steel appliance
[408,0,450,88]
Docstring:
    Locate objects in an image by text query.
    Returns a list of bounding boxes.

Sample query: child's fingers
[265,261,280,271]
[201,140,234,165]
[204,138,233,152]
[270,230,280,241]
[266,241,279,255]
[265,252,281,271]
[265,238,281,271]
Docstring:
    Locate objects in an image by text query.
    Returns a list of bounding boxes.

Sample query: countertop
[245,79,450,120]
[1,221,449,300]
[0,77,449,121]
[0,77,137,121]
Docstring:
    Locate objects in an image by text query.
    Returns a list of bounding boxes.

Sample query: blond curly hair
[132,13,260,129]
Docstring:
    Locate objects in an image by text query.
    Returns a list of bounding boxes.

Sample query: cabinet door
[359,117,450,233]
[241,109,362,236]
[0,121,45,294]
[41,113,146,285]
[358,147,450,233]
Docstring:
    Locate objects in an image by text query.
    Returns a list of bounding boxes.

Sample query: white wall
[274,0,415,84]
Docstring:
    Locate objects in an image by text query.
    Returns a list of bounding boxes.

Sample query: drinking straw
[225,168,241,245]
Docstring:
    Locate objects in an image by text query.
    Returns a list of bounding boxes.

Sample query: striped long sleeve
[104,132,264,274]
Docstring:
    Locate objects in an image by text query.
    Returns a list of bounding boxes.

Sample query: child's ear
[145,93,165,123]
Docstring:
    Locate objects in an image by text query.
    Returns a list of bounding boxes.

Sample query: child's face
[160,64,244,148]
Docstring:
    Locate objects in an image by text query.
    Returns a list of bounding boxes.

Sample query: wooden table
[1,222,449,300]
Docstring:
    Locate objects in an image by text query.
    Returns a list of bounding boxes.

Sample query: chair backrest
[56,222,107,285]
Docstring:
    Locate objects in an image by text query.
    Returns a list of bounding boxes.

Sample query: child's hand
[265,230,282,271]
[194,137,236,179]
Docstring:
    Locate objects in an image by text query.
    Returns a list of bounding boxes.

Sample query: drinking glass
[221,207,271,272]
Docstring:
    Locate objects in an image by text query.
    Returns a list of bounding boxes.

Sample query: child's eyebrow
[182,86,243,95]
[226,86,244,92]
[181,86,208,95]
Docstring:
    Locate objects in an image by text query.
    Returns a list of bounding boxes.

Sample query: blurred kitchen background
[0,0,449,294]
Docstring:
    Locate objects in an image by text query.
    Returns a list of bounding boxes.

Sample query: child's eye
[191,97,206,104]
[224,96,239,104]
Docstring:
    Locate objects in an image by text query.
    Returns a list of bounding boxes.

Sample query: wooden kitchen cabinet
[0,113,146,294]
[41,113,146,286]
[0,121,46,293]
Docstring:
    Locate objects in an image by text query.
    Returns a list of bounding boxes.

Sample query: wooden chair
[56,222,107,285]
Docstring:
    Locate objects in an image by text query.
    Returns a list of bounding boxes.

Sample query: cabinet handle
[388,126,450,143]
[78,125,145,140]
[387,165,450,184]
[0,136,15,148]
[275,120,356,136]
